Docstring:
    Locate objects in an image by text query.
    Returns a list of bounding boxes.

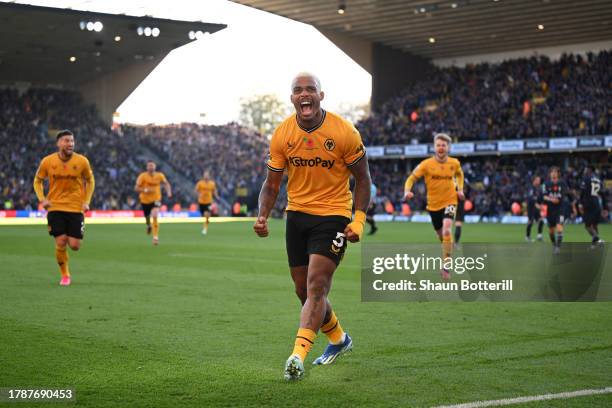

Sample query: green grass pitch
[1,221,611,407]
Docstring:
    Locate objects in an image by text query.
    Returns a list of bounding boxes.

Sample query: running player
[253,72,370,380]
[403,133,464,280]
[135,161,172,245]
[525,175,544,242]
[195,171,219,235]
[542,167,568,254]
[578,167,604,245]
[33,130,95,286]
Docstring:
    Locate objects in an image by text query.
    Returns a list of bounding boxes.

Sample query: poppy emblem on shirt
[324,139,336,151]
[303,137,314,148]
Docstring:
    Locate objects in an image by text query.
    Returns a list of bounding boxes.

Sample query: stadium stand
[121,122,270,212]
[1,49,609,219]
[0,88,188,211]
[0,88,278,213]
[357,51,611,145]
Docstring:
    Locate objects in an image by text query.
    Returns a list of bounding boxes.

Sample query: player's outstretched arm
[33,161,50,209]
[254,169,283,237]
[403,174,417,200]
[455,165,465,200]
[83,170,95,212]
[404,162,425,200]
[33,176,50,209]
[345,156,372,242]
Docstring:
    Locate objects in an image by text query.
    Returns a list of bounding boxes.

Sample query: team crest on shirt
[324,138,336,151]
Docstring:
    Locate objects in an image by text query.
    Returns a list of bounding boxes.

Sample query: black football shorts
[428,204,457,231]
[285,210,351,267]
[47,211,85,239]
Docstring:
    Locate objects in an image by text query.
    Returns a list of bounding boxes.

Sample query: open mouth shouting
[299,100,314,117]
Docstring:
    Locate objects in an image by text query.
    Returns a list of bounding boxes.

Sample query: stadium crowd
[121,122,270,211]
[0,88,187,211]
[0,87,274,213]
[2,46,610,220]
[357,50,611,145]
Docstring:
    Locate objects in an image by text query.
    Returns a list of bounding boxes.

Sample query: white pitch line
[433,387,612,408]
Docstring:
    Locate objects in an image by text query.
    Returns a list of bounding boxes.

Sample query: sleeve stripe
[266,164,284,172]
[346,152,366,167]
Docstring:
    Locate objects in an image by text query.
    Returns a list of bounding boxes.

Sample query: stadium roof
[0,2,226,86]
[231,0,612,59]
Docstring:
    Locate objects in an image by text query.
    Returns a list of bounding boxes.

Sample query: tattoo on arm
[258,170,283,219]
[349,155,372,213]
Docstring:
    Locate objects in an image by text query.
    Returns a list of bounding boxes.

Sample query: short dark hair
[56,130,74,140]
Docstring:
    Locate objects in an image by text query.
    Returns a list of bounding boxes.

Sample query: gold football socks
[292,328,316,362]
[152,218,159,237]
[321,311,345,345]
[55,245,70,278]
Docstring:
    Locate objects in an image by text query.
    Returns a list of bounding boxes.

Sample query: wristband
[353,210,366,225]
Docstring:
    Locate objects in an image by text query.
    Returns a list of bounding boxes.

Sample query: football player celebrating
[33,130,95,286]
[254,72,371,380]
[403,133,464,280]
[135,161,172,245]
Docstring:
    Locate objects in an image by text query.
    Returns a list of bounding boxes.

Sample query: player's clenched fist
[344,210,366,243]
[253,216,269,237]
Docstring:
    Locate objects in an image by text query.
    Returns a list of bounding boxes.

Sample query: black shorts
[286,210,350,267]
[527,204,541,221]
[199,203,211,215]
[428,204,457,231]
[47,211,84,239]
[455,200,465,222]
[546,206,563,227]
[142,201,161,218]
[583,205,601,226]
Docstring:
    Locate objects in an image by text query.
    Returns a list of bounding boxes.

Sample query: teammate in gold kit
[254,72,371,380]
[135,161,172,245]
[33,130,95,286]
[195,171,219,235]
[403,133,464,280]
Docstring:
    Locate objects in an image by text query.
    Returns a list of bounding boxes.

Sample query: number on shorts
[332,232,345,248]
[445,205,456,217]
